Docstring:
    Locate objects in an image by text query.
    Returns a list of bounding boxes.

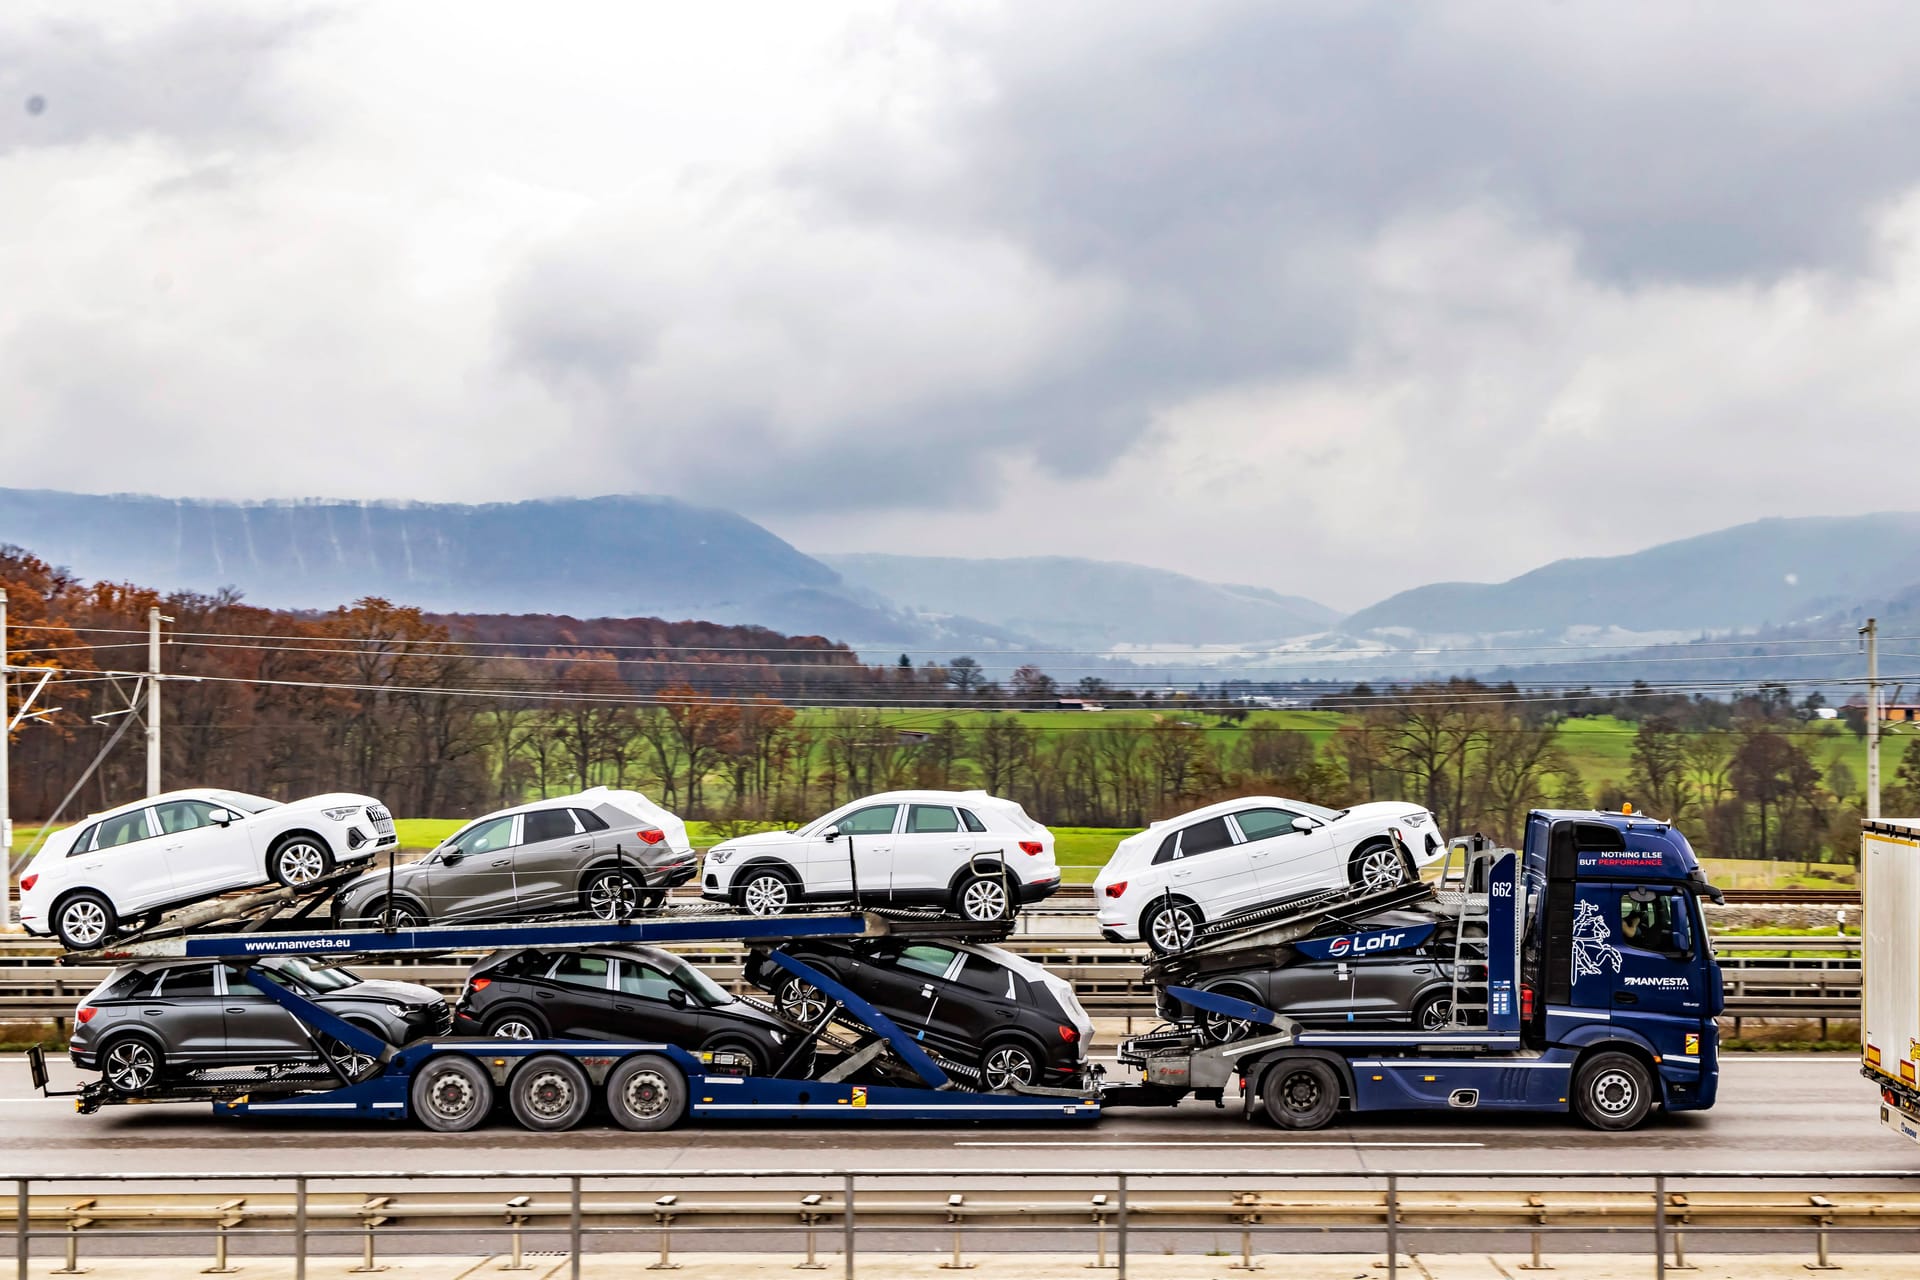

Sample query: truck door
[1574,883,1708,1056]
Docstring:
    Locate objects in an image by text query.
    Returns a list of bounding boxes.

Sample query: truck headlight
[323,806,362,822]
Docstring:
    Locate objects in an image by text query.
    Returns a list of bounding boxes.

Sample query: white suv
[18,788,395,949]
[1092,796,1443,954]
[702,790,1061,921]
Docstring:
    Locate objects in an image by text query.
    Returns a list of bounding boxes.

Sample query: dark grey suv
[70,957,449,1091]
[1184,938,1459,1041]
[333,789,696,928]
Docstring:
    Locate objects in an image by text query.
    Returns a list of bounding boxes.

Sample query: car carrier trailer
[1105,810,1727,1132]
[30,909,1101,1130]
[1861,817,1920,1143]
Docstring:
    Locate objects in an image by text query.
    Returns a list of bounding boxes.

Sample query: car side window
[522,808,575,844]
[67,822,100,856]
[221,964,270,997]
[1233,808,1301,841]
[616,960,678,1001]
[907,805,961,834]
[1152,830,1181,865]
[958,808,987,833]
[547,954,613,989]
[836,805,899,836]
[1619,891,1692,956]
[89,809,156,853]
[159,965,219,998]
[951,955,1012,998]
[1176,817,1235,858]
[455,815,517,857]
[573,808,610,833]
[895,944,958,979]
[154,800,221,835]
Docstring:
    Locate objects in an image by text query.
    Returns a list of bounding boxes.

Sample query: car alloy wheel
[741,873,790,917]
[1354,842,1405,894]
[58,898,111,949]
[324,1037,377,1078]
[1201,1010,1254,1044]
[778,978,829,1024]
[982,1042,1037,1090]
[276,840,329,886]
[377,901,421,930]
[1146,902,1198,953]
[104,1040,158,1091]
[490,1018,539,1040]
[587,871,643,920]
[1417,996,1454,1032]
[958,875,1010,922]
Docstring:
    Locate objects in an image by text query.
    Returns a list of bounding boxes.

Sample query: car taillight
[638,828,666,845]
[76,1006,97,1024]
[1019,841,1043,856]
[18,875,35,892]
[1104,881,1127,898]
[1058,1024,1078,1043]
[470,978,490,993]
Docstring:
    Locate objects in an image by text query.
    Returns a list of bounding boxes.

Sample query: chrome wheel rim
[278,842,327,885]
[588,873,641,919]
[493,1020,537,1040]
[105,1042,156,1091]
[61,901,109,947]
[1592,1069,1637,1116]
[1357,846,1404,893]
[425,1069,478,1122]
[623,1068,671,1119]
[779,980,828,1024]
[326,1040,376,1077]
[1420,998,1453,1031]
[961,879,1009,921]
[1149,906,1195,952]
[983,1046,1035,1089]
[743,876,789,917]
[522,1068,578,1121]
[1203,1012,1253,1044]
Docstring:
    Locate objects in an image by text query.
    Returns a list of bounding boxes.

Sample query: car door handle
[536,991,554,1000]
[614,1003,635,1014]
[225,1007,246,1014]
[1613,992,1638,1006]
[491,858,510,868]
[143,1009,164,1017]
[570,843,591,852]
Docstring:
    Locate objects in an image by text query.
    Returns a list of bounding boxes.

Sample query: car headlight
[707,849,734,864]
[323,806,363,822]
[1400,813,1430,829]
[388,1004,412,1017]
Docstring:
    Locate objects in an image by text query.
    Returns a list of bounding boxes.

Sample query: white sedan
[1092,797,1443,954]
[18,788,395,949]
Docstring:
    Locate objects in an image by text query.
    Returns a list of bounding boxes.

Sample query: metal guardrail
[8,1167,1920,1280]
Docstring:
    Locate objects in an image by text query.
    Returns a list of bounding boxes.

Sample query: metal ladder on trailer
[1431,836,1497,1030]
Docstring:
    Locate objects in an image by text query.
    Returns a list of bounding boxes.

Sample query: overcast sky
[6,2,1920,611]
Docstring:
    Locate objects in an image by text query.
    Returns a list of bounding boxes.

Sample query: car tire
[321,1029,381,1080]
[485,1010,547,1041]
[1413,991,1454,1032]
[704,1038,763,1076]
[54,891,117,951]
[269,835,334,888]
[508,1054,592,1132]
[605,1053,687,1131]
[776,976,831,1025]
[954,870,1014,923]
[738,869,795,918]
[1347,838,1408,894]
[980,1036,1041,1091]
[1572,1051,1656,1131]
[100,1036,164,1092]
[410,1055,494,1132]
[1141,898,1202,955]
[372,899,424,930]
[1198,988,1260,1044]
[584,868,646,920]
[1259,1057,1342,1130]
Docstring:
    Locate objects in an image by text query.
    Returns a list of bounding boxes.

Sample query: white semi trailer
[1862,817,1920,1143]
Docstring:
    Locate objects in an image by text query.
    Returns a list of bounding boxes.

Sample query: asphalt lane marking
[956,1140,1485,1148]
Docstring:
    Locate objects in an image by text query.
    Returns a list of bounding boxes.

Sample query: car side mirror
[207,808,235,827]
[667,988,689,1009]
[441,846,464,865]
[822,825,842,843]
[1291,816,1318,833]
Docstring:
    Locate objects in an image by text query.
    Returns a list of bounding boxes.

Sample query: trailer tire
[54,891,117,950]
[411,1055,494,1132]
[1141,898,1203,955]
[1572,1050,1655,1131]
[1347,838,1407,894]
[269,833,334,888]
[1259,1057,1342,1130]
[508,1055,592,1132]
[605,1053,687,1131]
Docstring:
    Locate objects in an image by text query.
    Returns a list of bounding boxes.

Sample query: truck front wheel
[1258,1057,1341,1130]
[1572,1051,1655,1131]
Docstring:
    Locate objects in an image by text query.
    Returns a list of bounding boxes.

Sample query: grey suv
[70,957,448,1091]
[332,790,696,928]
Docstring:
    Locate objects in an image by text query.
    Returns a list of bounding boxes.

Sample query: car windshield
[670,960,733,1007]
[261,957,360,993]
[1291,800,1342,822]
[208,790,282,815]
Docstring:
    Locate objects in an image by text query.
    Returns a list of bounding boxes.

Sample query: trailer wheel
[269,834,334,888]
[1573,1051,1655,1131]
[54,891,116,950]
[509,1054,592,1131]
[1259,1057,1341,1130]
[1347,839,1407,894]
[411,1055,494,1132]
[605,1054,687,1131]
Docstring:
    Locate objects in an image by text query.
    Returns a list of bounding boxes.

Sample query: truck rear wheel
[1573,1051,1655,1131]
[1259,1057,1341,1130]
[509,1054,592,1131]
[411,1055,493,1132]
[606,1053,687,1131]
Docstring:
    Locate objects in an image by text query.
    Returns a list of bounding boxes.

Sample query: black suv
[746,938,1092,1090]
[456,945,805,1077]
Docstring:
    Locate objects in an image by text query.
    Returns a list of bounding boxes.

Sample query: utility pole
[1,590,11,932]
[1863,617,1881,820]
[146,606,171,798]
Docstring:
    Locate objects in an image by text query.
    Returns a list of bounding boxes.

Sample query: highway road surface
[0,1052,1910,1176]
